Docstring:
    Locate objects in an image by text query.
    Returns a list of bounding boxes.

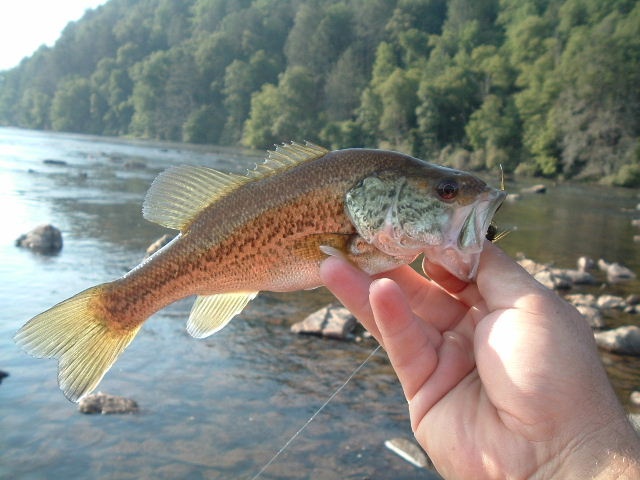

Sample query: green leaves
[0,0,638,184]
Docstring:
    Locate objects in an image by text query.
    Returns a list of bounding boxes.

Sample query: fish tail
[14,283,142,402]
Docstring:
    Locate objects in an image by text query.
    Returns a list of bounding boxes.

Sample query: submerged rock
[78,392,139,414]
[575,305,606,329]
[598,259,636,283]
[384,437,432,469]
[594,326,640,356]
[15,224,63,254]
[42,159,67,166]
[291,304,356,340]
[521,184,546,194]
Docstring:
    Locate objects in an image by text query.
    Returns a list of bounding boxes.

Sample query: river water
[0,127,639,479]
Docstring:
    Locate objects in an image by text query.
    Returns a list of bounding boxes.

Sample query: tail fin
[14,284,141,402]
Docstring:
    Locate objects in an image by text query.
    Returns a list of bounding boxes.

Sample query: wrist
[543,416,640,479]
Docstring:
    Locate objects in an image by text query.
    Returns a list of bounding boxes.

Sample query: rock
[596,295,627,310]
[78,392,139,414]
[626,294,640,306]
[575,305,605,329]
[577,256,595,271]
[533,270,571,290]
[565,293,598,308]
[630,391,640,407]
[145,233,175,258]
[15,224,63,254]
[632,219,640,228]
[606,263,636,283]
[42,159,67,166]
[551,268,596,285]
[0,370,8,384]
[384,437,432,469]
[594,326,640,356]
[291,304,356,340]
[597,259,636,283]
[521,184,546,194]
[123,159,146,169]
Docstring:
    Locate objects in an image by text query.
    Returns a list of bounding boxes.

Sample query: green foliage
[0,0,638,183]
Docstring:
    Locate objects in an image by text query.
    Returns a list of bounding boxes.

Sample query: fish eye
[436,178,459,200]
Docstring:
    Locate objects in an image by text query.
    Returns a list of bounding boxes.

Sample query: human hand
[320,241,640,479]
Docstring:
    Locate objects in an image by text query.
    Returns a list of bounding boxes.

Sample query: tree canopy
[0,0,638,184]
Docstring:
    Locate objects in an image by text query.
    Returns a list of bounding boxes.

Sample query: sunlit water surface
[0,128,638,479]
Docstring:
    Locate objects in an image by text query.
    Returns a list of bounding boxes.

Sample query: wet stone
[597,295,627,310]
[78,392,139,414]
[594,326,640,356]
[291,304,357,340]
[15,224,63,254]
[575,305,605,329]
[384,437,432,469]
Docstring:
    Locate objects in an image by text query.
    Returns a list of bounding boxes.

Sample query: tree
[50,77,92,132]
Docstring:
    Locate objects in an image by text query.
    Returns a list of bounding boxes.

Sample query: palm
[319,243,624,479]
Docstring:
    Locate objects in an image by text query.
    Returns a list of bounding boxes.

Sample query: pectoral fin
[187,292,258,339]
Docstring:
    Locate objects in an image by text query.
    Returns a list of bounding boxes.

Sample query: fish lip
[426,188,506,281]
[458,188,506,252]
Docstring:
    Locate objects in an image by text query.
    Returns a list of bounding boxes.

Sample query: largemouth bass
[15,143,505,402]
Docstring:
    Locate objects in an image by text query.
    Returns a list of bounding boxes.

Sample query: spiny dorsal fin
[246,141,329,179]
[186,292,258,338]
[143,142,329,231]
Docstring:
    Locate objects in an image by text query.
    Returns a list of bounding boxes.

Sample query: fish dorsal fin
[143,142,329,231]
[247,141,329,179]
[186,292,258,339]
[143,165,245,230]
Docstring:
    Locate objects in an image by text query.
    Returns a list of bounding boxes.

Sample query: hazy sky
[0,1,108,71]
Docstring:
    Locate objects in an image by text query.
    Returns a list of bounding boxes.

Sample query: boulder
[145,233,175,258]
[575,305,605,329]
[291,304,356,340]
[533,270,571,290]
[42,159,67,166]
[594,326,640,356]
[598,259,636,283]
[15,224,63,254]
[384,437,432,469]
[565,293,598,308]
[78,392,139,414]
[521,184,546,194]
[596,295,627,310]
[577,256,595,271]
[550,268,596,285]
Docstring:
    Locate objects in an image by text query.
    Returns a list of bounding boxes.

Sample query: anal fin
[186,292,258,339]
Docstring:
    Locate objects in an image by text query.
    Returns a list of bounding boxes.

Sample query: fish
[14,142,505,402]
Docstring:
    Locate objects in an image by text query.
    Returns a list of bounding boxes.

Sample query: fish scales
[15,143,506,401]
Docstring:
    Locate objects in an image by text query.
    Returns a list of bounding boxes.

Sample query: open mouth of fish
[424,188,506,280]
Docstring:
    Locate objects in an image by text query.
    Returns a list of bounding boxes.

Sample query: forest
[0,0,638,184]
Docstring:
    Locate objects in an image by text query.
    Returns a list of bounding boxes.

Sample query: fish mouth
[424,188,506,280]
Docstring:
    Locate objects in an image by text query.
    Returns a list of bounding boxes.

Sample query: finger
[377,266,471,332]
[368,278,443,401]
[406,331,475,434]
[476,242,551,312]
[319,256,382,341]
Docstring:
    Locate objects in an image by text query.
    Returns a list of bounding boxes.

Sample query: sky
[0,1,109,71]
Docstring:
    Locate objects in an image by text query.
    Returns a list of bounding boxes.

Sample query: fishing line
[250,344,382,480]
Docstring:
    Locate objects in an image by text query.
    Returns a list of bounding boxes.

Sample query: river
[1,127,638,479]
